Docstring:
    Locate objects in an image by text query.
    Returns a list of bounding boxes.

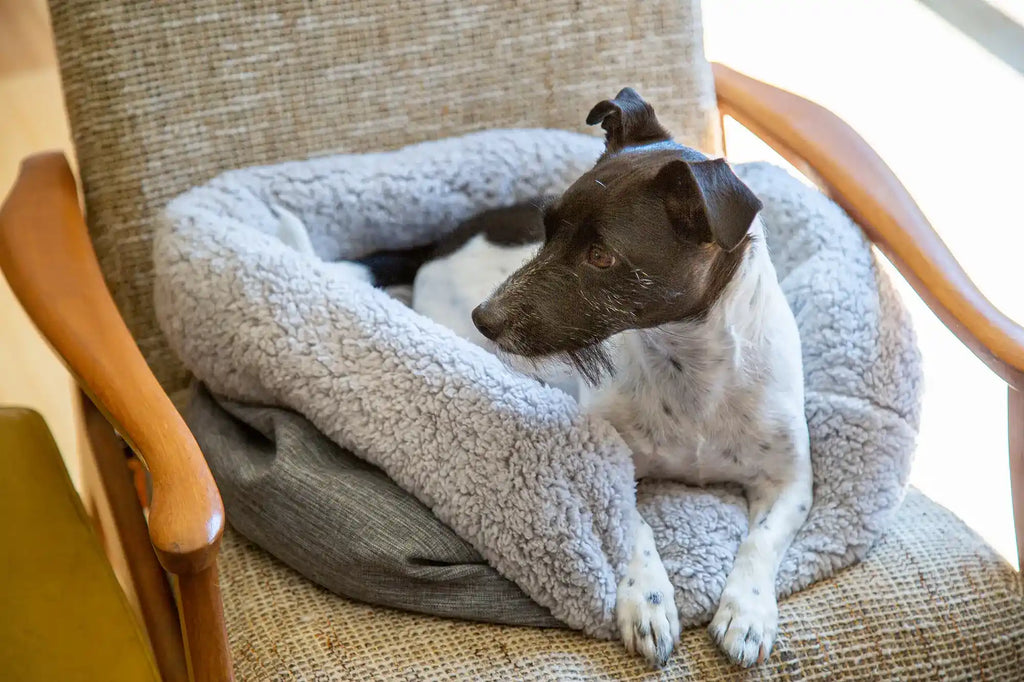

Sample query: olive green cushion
[0,409,159,682]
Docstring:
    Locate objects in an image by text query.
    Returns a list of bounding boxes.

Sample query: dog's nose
[472,303,506,341]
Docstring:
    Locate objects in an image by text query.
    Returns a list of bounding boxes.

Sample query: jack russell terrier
[412,89,811,668]
[277,88,811,668]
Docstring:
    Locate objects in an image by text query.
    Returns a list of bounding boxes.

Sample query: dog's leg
[273,206,374,284]
[273,206,317,256]
[616,512,680,667]
[709,460,812,666]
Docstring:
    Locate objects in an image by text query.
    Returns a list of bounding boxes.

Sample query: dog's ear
[656,158,762,251]
[586,87,671,154]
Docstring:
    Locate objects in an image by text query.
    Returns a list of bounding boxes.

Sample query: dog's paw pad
[617,571,680,667]
[709,586,778,667]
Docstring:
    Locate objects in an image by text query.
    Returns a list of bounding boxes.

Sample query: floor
[1,1,1022,561]
[0,0,78,479]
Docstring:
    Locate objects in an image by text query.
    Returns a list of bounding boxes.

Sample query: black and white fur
[414,90,811,668]
[278,88,811,668]
[414,212,810,667]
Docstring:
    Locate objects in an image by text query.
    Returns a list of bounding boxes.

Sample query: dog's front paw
[616,561,680,667]
[709,579,778,667]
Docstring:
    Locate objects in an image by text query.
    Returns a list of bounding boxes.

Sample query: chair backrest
[50,0,720,397]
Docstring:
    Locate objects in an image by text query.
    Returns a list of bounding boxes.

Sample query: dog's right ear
[586,87,671,155]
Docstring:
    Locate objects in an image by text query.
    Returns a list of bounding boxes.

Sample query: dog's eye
[587,243,616,269]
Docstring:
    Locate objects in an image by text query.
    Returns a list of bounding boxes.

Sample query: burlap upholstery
[48,0,719,396]
[219,489,1024,680]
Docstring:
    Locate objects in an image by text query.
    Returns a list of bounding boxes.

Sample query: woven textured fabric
[218,488,1024,680]
[48,0,719,395]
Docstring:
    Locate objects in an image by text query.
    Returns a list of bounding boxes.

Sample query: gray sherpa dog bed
[154,129,922,639]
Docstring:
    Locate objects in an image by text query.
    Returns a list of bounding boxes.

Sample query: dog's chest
[584,332,770,485]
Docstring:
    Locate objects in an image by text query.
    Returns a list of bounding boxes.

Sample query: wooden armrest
[0,152,224,575]
[712,62,1024,391]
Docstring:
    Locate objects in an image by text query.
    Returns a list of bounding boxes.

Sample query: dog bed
[154,129,921,639]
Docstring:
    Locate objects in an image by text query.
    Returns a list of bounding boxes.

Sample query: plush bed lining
[155,129,921,637]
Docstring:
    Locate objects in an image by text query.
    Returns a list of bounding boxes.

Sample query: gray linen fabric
[154,129,922,639]
[185,384,560,627]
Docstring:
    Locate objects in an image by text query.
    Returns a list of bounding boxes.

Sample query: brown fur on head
[471,88,763,383]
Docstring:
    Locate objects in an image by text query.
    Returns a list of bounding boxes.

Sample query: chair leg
[178,563,234,682]
[1009,386,1024,578]
[80,392,190,681]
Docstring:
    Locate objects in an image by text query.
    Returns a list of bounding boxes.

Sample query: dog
[277,88,811,668]
[412,89,812,668]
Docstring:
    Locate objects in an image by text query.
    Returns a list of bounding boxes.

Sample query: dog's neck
[648,219,772,357]
[597,219,774,412]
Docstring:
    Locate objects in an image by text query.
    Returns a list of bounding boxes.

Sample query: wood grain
[81,393,190,682]
[177,566,234,682]
[0,0,55,75]
[0,152,224,575]
[74,389,143,619]
[0,65,79,481]
[712,62,1024,391]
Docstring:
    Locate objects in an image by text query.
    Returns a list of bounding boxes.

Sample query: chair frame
[1,64,1021,682]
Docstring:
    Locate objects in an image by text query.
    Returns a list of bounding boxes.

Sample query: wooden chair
[2,2,1022,679]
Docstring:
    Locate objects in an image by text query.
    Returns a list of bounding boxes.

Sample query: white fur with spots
[413,216,811,668]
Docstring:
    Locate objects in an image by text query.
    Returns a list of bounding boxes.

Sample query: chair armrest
[712,62,1024,391]
[0,152,223,575]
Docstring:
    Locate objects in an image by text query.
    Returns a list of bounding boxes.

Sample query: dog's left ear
[656,159,763,251]
[586,87,671,154]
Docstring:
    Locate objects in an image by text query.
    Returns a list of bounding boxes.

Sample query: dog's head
[471,88,763,382]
